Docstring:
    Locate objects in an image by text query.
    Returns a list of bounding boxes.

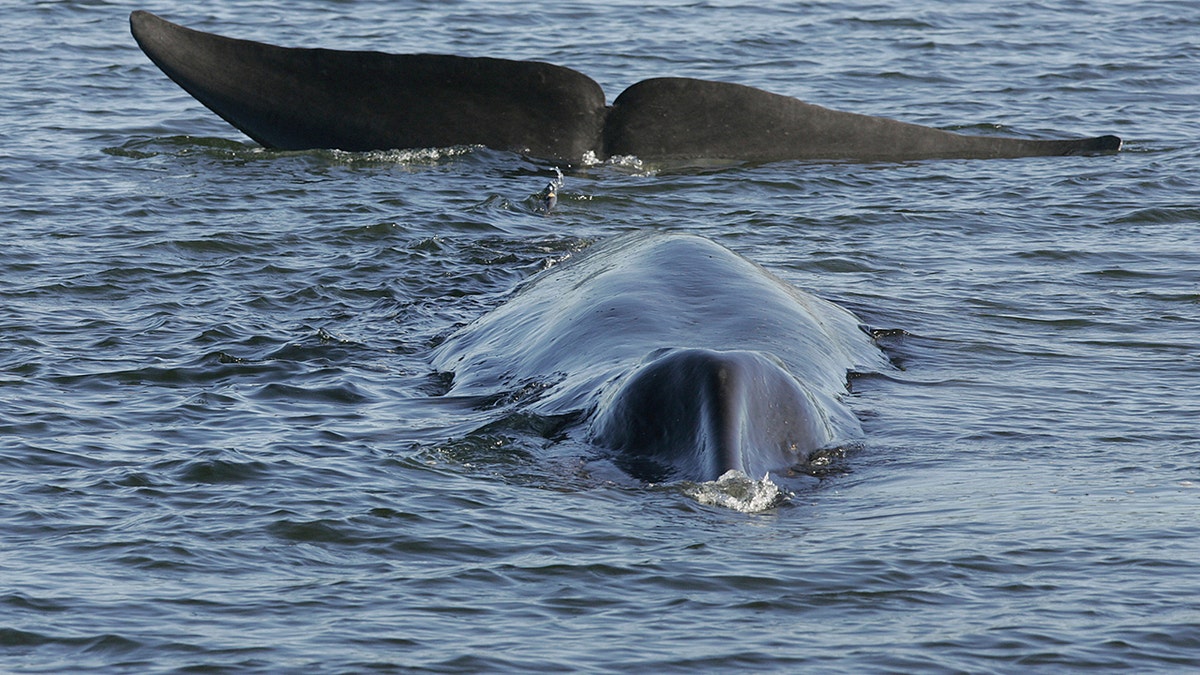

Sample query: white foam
[684,470,792,513]
[325,144,481,164]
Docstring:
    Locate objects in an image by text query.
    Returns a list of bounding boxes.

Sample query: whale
[431,231,889,483]
[129,11,1121,165]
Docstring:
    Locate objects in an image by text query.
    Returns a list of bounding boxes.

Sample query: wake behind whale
[432,231,889,484]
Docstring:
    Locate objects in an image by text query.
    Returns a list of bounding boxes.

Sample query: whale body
[129,11,1121,165]
[431,231,888,482]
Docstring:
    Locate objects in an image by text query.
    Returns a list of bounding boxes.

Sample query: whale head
[590,348,836,482]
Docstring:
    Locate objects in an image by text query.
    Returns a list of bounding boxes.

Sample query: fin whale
[130,11,1121,165]
[592,348,840,482]
[431,231,889,483]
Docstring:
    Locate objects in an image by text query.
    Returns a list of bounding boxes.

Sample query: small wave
[683,470,792,512]
[102,134,250,158]
[174,457,271,484]
[1109,206,1200,225]
[103,136,485,166]
[267,518,358,544]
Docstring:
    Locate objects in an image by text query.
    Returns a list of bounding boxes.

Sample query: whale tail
[592,349,834,483]
[1061,134,1123,154]
[604,77,1123,162]
[129,10,606,162]
[130,10,1122,164]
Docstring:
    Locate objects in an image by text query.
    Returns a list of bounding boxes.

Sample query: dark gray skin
[592,349,837,483]
[431,231,889,483]
[606,78,1121,162]
[129,11,606,161]
[130,11,1121,165]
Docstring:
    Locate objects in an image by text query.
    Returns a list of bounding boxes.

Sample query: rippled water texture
[3,1,1199,672]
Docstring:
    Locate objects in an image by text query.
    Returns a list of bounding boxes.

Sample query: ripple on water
[2,0,1199,672]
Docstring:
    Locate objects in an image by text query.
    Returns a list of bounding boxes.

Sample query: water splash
[683,470,792,512]
[536,167,565,213]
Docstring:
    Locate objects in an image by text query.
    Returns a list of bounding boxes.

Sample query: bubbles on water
[578,150,655,175]
[324,145,483,166]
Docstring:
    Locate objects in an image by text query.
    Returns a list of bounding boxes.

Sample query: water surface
[2,0,1199,672]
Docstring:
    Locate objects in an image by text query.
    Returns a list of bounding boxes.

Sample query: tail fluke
[130,11,1121,165]
[129,10,606,162]
[605,77,1121,162]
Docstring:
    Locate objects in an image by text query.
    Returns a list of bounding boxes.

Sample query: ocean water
[3,0,1199,672]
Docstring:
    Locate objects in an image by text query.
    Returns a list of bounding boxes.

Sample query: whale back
[433,231,887,480]
[433,232,881,410]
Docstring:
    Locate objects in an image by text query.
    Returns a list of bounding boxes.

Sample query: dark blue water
[3,1,1199,672]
